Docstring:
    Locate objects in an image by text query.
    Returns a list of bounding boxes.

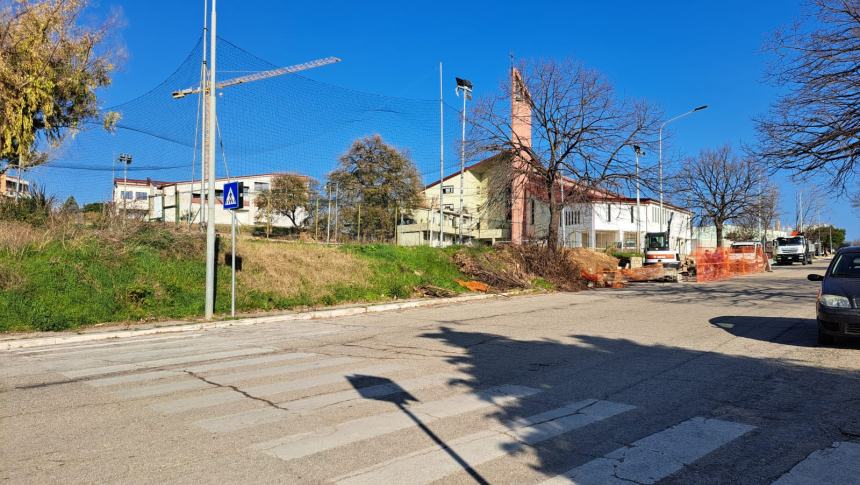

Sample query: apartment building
[0,172,30,198]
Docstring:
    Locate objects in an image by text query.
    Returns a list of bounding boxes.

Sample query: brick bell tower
[510,66,532,245]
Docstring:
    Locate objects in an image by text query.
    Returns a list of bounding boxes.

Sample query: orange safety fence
[693,246,766,282]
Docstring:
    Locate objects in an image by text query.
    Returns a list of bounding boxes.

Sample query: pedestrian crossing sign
[222,181,243,210]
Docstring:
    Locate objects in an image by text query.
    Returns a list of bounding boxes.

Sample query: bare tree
[469,59,661,251]
[674,146,767,247]
[755,0,860,196]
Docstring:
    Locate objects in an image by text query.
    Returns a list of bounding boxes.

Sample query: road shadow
[345,374,490,485]
[620,276,819,307]
[407,325,860,483]
[710,315,860,348]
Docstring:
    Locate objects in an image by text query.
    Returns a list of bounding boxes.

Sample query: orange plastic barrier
[693,246,766,282]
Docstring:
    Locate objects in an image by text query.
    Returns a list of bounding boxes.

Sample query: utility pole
[326,184,332,243]
[118,153,133,222]
[203,0,217,319]
[438,62,444,247]
[357,203,361,243]
[455,77,472,245]
[560,178,566,248]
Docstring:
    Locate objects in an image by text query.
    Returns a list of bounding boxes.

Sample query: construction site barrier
[693,246,766,282]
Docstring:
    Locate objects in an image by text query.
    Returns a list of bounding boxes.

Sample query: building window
[575,210,581,224]
[254,182,269,192]
[630,206,634,223]
[442,185,454,194]
[606,204,612,222]
[135,192,148,201]
[564,209,573,226]
[120,191,133,200]
[530,199,535,225]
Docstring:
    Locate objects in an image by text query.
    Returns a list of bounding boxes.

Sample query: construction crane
[171,56,341,99]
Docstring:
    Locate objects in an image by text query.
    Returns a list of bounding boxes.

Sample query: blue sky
[75,0,854,238]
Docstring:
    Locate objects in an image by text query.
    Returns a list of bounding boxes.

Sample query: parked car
[807,246,860,344]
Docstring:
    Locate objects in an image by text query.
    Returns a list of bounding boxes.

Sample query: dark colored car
[808,247,860,344]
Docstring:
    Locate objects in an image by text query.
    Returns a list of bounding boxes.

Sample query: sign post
[223,181,243,317]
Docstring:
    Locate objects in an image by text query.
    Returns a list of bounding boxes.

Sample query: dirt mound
[565,247,619,274]
[454,245,607,292]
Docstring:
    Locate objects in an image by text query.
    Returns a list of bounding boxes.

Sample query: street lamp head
[455,77,473,90]
[633,144,645,156]
[694,105,708,111]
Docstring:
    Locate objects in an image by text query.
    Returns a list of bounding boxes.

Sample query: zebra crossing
[7,330,860,484]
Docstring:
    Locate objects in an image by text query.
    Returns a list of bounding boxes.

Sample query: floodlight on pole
[455,76,472,245]
[658,104,708,228]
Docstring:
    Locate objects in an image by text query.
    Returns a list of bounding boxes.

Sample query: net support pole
[438,62,444,248]
[204,0,217,320]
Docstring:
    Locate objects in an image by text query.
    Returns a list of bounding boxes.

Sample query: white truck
[774,235,813,265]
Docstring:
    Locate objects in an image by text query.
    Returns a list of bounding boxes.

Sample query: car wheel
[818,326,835,346]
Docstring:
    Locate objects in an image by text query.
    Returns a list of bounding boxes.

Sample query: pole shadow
[345,374,490,485]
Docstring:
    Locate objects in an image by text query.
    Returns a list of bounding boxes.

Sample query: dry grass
[236,240,371,300]
[0,221,51,256]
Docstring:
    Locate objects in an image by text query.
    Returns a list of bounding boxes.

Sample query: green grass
[339,244,470,301]
[0,231,480,332]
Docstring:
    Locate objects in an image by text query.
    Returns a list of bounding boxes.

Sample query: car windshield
[646,234,668,250]
[830,253,860,278]
[777,237,803,246]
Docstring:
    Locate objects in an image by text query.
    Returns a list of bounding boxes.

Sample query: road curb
[1,292,515,351]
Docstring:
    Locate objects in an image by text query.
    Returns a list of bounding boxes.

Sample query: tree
[272,174,315,228]
[673,146,767,247]
[0,0,119,174]
[470,59,660,251]
[60,195,78,212]
[755,0,860,197]
[254,174,317,237]
[807,224,846,252]
[328,135,422,242]
[82,201,104,213]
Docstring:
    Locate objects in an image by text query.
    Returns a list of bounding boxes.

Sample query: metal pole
[199,0,208,228]
[357,203,361,243]
[231,209,236,317]
[123,157,128,221]
[635,148,641,253]
[314,196,319,241]
[459,86,467,245]
[560,178,566,248]
[438,62,444,247]
[394,206,398,245]
[204,0,217,320]
[326,183,332,243]
[658,126,663,229]
[333,182,339,243]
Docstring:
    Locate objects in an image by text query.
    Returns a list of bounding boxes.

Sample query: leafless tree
[469,59,661,251]
[673,146,767,247]
[755,0,860,198]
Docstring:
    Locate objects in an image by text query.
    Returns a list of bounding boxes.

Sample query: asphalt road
[2,259,860,484]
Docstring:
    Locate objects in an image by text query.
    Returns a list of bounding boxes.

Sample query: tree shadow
[710,315,860,348]
[411,325,860,483]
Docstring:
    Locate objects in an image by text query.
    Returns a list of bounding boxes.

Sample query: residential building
[112,178,164,217]
[111,173,309,229]
[0,172,30,198]
[397,66,694,253]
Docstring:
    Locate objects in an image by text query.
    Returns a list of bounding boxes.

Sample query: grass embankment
[0,222,474,332]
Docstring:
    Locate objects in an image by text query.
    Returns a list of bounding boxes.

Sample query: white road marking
[87,352,318,387]
[335,399,635,485]
[195,372,467,433]
[541,416,755,485]
[207,356,357,385]
[772,442,860,485]
[60,348,274,379]
[114,380,212,399]
[257,384,542,461]
[150,362,404,414]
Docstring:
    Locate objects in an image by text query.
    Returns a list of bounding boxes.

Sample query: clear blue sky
[83,0,854,239]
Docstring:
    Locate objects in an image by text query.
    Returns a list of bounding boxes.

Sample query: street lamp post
[455,77,472,245]
[633,145,644,252]
[658,105,708,228]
